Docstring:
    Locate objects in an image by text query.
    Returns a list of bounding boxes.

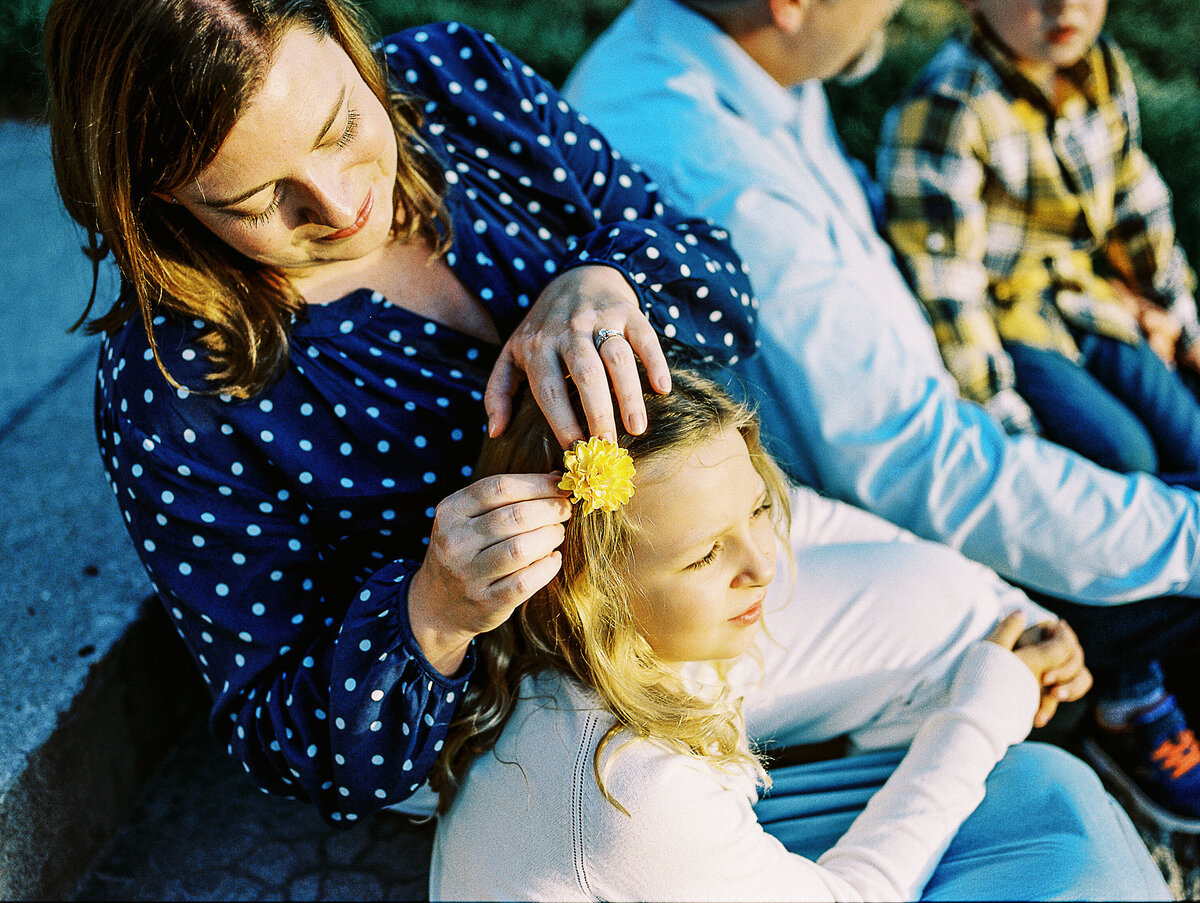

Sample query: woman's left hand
[484,265,671,449]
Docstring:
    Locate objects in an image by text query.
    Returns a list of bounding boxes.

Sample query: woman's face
[173,25,399,277]
[625,427,777,668]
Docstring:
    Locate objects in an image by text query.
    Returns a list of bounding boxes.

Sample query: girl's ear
[768,0,812,34]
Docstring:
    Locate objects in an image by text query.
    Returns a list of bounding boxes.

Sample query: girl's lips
[321,190,373,242]
[729,600,764,626]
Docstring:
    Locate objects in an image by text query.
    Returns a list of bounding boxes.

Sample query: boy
[878,0,1200,823]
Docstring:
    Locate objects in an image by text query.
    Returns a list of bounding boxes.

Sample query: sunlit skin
[738,0,903,86]
[170,27,401,299]
[963,0,1107,88]
[626,428,777,668]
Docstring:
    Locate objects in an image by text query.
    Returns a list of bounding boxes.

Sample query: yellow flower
[559,437,636,516]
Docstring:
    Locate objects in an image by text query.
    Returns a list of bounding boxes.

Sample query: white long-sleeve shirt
[430,485,1043,899]
[431,486,1043,900]
[431,646,1035,902]
[563,0,1200,604]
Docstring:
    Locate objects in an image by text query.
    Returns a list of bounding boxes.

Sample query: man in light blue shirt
[566,0,1200,824]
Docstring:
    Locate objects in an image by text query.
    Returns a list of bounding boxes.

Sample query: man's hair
[430,363,793,814]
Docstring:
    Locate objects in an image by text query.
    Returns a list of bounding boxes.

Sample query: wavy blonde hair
[431,366,792,813]
[44,0,450,398]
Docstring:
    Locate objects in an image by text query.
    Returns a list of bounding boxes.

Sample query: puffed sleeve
[96,331,470,826]
[387,22,758,364]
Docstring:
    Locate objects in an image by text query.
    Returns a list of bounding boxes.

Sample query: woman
[430,367,1168,901]
[43,0,756,822]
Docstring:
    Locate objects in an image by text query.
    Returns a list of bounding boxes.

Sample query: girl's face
[964,0,1106,73]
[173,25,399,279]
[625,427,777,668]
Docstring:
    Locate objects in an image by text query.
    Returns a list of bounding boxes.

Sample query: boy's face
[964,0,1107,70]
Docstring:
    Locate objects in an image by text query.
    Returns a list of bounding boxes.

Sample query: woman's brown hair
[44,0,449,397]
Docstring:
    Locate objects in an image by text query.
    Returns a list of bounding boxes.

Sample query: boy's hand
[1139,306,1183,366]
[1108,278,1183,365]
[986,612,1092,728]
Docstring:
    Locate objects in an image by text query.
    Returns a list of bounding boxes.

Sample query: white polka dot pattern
[94,21,757,827]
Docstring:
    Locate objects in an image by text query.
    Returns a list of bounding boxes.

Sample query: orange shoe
[1082,694,1200,832]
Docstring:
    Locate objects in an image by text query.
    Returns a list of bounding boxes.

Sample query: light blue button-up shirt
[565,0,1200,603]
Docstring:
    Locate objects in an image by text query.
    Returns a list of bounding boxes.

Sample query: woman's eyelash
[754,501,772,517]
[239,192,283,228]
[335,107,360,149]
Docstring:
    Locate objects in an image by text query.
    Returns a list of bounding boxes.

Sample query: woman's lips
[729,600,764,626]
[321,190,373,242]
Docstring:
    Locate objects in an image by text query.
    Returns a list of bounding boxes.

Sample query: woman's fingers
[473,521,569,593]
[485,550,563,607]
[482,345,525,439]
[473,494,573,542]
[454,473,569,519]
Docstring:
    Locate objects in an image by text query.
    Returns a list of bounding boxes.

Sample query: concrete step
[0,119,198,900]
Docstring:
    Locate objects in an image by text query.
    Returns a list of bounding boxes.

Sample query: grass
[10,0,1197,264]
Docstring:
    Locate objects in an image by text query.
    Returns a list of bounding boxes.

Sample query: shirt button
[926,232,948,253]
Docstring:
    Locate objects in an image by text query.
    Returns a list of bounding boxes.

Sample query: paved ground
[75,712,435,902]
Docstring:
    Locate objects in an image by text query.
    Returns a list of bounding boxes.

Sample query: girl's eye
[753,500,772,518]
[690,543,721,570]
[334,107,360,149]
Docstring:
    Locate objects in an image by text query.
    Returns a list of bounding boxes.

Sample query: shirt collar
[641,0,807,134]
[970,19,1110,114]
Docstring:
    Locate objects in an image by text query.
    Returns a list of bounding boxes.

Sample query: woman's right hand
[407,473,572,675]
[986,612,1092,728]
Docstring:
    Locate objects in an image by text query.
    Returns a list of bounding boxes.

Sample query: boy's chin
[834,28,887,86]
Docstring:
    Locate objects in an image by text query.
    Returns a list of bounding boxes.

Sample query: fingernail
[487,416,498,438]
[629,413,646,434]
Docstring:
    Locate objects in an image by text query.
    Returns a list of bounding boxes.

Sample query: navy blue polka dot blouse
[96,21,757,825]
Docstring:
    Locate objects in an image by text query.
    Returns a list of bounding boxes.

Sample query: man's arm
[566,59,1200,603]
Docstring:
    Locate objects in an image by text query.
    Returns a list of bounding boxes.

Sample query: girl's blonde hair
[431,365,792,813]
[44,0,450,398]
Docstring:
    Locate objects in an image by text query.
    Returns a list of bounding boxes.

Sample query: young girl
[428,367,1168,901]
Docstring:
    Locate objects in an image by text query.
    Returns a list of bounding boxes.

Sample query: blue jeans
[1005,334,1200,482]
[757,744,1170,901]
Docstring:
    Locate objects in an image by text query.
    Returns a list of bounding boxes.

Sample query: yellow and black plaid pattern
[878,27,1198,405]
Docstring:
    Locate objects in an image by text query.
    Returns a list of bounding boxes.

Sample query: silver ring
[594,328,624,352]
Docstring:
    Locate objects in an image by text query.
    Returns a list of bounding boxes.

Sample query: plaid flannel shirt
[878,25,1199,405]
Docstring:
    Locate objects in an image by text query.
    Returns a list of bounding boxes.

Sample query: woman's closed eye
[234,190,284,228]
[334,107,360,149]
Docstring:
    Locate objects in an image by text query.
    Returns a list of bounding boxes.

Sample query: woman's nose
[297,164,359,228]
